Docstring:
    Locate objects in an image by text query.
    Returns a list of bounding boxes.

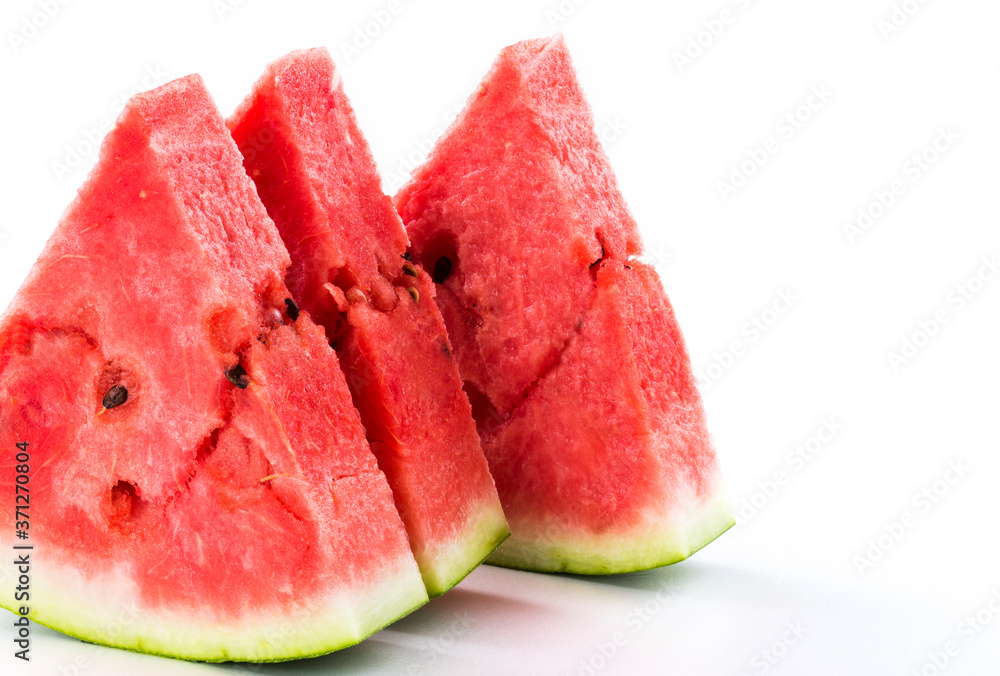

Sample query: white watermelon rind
[0,549,428,662]
[419,495,510,597]
[485,476,735,575]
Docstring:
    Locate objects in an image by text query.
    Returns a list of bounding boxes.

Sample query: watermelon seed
[402,251,412,261]
[98,384,128,415]
[433,257,452,283]
[284,298,300,322]
[346,287,368,305]
[264,307,282,325]
[226,364,250,389]
[259,473,291,483]
[402,263,418,277]
[407,287,420,303]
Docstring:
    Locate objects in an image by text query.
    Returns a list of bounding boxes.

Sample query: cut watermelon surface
[395,36,735,573]
[228,48,508,596]
[0,75,427,661]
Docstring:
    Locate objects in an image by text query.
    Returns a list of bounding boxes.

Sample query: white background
[1,0,999,674]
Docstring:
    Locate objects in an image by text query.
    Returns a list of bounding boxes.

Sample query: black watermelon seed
[284,298,299,322]
[406,287,420,303]
[433,256,452,284]
[402,262,418,277]
[102,384,128,410]
[226,364,250,389]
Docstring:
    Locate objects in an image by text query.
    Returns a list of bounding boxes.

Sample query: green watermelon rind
[0,552,428,663]
[485,481,735,575]
[421,499,511,597]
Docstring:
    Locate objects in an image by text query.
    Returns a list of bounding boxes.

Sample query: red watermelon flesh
[0,74,427,661]
[396,36,734,573]
[228,48,508,597]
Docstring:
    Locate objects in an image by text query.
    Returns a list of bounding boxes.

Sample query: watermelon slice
[227,48,508,597]
[395,36,735,573]
[0,75,428,661]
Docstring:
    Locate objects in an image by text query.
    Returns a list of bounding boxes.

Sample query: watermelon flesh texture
[396,36,735,573]
[0,74,427,661]
[228,48,508,597]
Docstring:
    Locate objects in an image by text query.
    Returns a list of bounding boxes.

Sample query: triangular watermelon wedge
[227,48,509,596]
[0,75,427,661]
[395,36,735,573]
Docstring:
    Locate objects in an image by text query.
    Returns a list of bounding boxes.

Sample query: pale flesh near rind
[0,550,426,662]
[486,473,734,574]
